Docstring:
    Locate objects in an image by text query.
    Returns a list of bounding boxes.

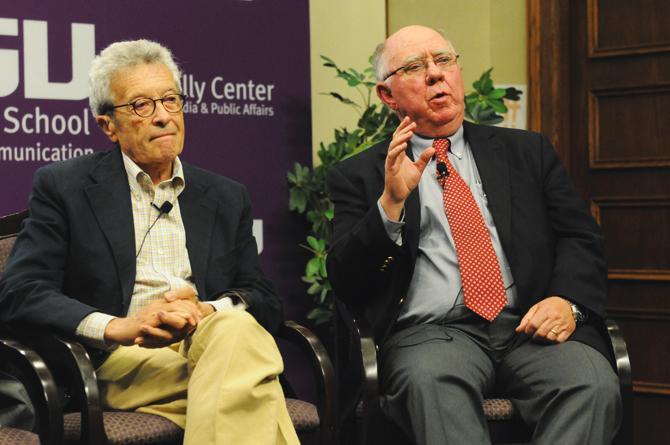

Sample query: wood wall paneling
[591,197,670,279]
[533,0,670,442]
[608,280,670,312]
[614,317,670,389]
[633,395,670,444]
[528,0,571,166]
[588,0,670,57]
[588,86,670,169]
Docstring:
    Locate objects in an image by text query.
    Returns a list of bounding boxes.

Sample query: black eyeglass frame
[105,93,187,117]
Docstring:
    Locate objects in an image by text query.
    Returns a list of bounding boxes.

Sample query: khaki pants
[96,310,300,445]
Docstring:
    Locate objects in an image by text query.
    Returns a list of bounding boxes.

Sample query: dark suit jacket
[0,147,282,348]
[327,121,610,361]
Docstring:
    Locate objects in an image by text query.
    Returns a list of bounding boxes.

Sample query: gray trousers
[379,307,622,445]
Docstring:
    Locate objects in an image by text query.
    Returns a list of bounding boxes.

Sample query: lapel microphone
[436,162,449,180]
[136,201,173,258]
[152,201,173,215]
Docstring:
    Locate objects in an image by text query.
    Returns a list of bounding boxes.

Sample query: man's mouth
[431,92,448,101]
[151,133,174,141]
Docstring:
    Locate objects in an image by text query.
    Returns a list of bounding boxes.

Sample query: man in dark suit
[327,25,621,444]
[0,39,299,445]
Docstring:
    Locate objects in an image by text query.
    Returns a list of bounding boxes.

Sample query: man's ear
[96,115,119,143]
[376,82,398,110]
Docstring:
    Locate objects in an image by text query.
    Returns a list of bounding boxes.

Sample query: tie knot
[434,138,450,162]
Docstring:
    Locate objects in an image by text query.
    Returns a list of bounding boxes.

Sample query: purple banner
[0,1,312,317]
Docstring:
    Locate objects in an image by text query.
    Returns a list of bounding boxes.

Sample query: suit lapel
[84,148,136,307]
[464,121,512,250]
[179,164,217,297]
[402,147,421,262]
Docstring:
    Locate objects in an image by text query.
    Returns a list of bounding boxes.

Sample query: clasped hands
[105,287,215,348]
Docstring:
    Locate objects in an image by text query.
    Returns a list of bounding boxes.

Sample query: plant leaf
[324,92,357,106]
[489,88,506,99]
[289,188,307,213]
[306,257,321,276]
[480,115,504,125]
[306,235,320,251]
[486,98,508,114]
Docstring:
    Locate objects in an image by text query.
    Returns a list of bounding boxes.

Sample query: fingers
[556,329,571,343]
[391,117,416,144]
[138,297,202,330]
[386,118,416,169]
[164,286,196,302]
[533,317,564,341]
[135,311,196,348]
[515,304,538,333]
[157,310,196,332]
[544,325,571,343]
[134,324,175,348]
[159,298,201,324]
[394,116,415,135]
[415,146,436,173]
[515,296,576,343]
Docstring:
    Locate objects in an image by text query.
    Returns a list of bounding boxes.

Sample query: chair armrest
[9,329,107,444]
[333,298,381,445]
[605,318,633,445]
[277,320,336,444]
[350,317,380,424]
[0,337,63,445]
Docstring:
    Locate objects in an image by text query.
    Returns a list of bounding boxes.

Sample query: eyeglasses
[109,93,186,118]
[383,54,460,81]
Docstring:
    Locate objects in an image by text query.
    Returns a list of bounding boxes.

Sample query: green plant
[288,58,522,325]
[465,68,522,125]
[287,56,399,324]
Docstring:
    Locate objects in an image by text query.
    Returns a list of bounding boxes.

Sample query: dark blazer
[0,148,282,342]
[327,121,610,360]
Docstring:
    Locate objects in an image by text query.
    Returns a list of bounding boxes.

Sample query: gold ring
[550,328,559,336]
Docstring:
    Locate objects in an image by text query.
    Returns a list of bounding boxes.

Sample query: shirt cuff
[209,294,248,312]
[377,199,405,246]
[75,312,118,350]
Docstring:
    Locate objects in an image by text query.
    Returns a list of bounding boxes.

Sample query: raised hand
[380,117,436,220]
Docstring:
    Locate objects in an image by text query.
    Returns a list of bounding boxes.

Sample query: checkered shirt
[75,154,194,347]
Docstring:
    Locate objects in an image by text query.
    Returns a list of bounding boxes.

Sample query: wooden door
[530,1,670,443]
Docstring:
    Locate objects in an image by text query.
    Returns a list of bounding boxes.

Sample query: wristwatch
[570,303,587,325]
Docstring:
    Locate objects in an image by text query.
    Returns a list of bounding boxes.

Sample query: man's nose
[425,60,444,85]
[152,100,171,125]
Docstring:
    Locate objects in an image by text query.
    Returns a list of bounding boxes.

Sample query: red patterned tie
[434,138,506,321]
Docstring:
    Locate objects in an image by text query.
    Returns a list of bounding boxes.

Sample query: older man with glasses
[0,39,299,445]
[327,25,621,444]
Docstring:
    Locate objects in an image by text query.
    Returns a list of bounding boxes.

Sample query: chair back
[0,210,27,274]
[0,209,65,444]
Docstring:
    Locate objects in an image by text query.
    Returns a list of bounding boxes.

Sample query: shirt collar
[121,152,185,198]
[410,124,465,160]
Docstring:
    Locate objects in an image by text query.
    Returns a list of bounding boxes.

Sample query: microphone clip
[152,201,174,215]
[436,161,449,180]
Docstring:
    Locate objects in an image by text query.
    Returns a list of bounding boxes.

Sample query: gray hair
[372,27,455,82]
[88,39,182,115]
[372,41,388,82]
